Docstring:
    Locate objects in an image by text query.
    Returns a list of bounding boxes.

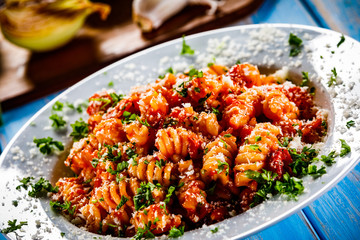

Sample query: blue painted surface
[1,0,360,239]
[251,0,317,26]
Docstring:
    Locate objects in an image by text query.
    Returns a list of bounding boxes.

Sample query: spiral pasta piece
[81,203,103,233]
[139,90,169,126]
[195,112,221,136]
[155,127,203,162]
[128,155,175,187]
[234,123,280,187]
[223,89,262,129]
[177,160,210,223]
[167,107,220,137]
[132,203,182,235]
[51,177,90,215]
[201,135,237,185]
[93,177,140,212]
[263,90,299,121]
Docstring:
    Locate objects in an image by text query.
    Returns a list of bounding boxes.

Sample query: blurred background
[0,0,359,113]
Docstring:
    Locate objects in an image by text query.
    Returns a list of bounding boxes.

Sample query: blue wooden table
[1,0,359,239]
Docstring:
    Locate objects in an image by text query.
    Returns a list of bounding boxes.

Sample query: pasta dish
[51,63,327,238]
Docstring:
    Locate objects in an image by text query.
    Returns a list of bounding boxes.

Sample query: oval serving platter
[1,24,360,240]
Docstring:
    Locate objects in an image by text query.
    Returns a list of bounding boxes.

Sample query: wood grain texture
[303,164,360,240]
[302,0,360,40]
[0,0,263,110]
[249,0,317,26]
[243,212,319,240]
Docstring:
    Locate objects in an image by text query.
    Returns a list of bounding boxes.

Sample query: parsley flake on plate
[33,137,64,155]
[288,33,303,56]
[180,35,195,55]
[1,219,28,234]
[70,119,89,141]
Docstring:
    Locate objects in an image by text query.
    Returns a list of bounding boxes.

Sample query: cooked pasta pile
[51,63,327,237]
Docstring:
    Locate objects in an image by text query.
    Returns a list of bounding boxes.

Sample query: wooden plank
[243,212,319,240]
[302,0,360,40]
[303,164,360,240]
[249,0,318,26]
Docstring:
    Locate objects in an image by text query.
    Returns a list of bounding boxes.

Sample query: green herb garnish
[180,35,195,55]
[70,119,89,141]
[1,219,28,234]
[168,226,185,238]
[289,33,303,56]
[49,114,66,129]
[328,67,337,87]
[337,35,345,48]
[33,137,64,155]
[339,139,351,157]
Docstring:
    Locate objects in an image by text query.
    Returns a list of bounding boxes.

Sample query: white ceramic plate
[1,24,360,240]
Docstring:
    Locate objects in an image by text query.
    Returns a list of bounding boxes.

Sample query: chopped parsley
[12,200,18,207]
[307,165,327,178]
[91,158,99,168]
[117,161,129,171]
[328,67,337,87]
[91,97,111,109]
[289,33,303,57]
[168,226,185,238]
[249,144,261,152]
[279,137,291,148]
[121,111,149,127]
[339,139,351,157]
[52,101,64,111]
[346,120,355,129]
[246,169,304,205]
[300,72,310,87]
[33,137,64,155]
[216,160,229,176]
[198,92,211,105]
[155,159,166,169]
[337,35,345,48]
[116,196,129,210]
[126,146,138,163]
[50,200,76,215]
[159,67,174,79]
[70,119,89,141]
[133,220,155,240]
[164,186,176,204]
[133,182,161,211]
[109,93,125,107]
[288,146,319,176]
[211,227,219,233]
[212,107,220,116]
[316,151,337,166]
[180,35,195,55]
[16,176,34,190]
[49,114,66,129]
[28,177,58,197]
[1,219,28,234]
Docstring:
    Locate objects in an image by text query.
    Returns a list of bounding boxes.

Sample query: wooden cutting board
[0,0,263,110]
